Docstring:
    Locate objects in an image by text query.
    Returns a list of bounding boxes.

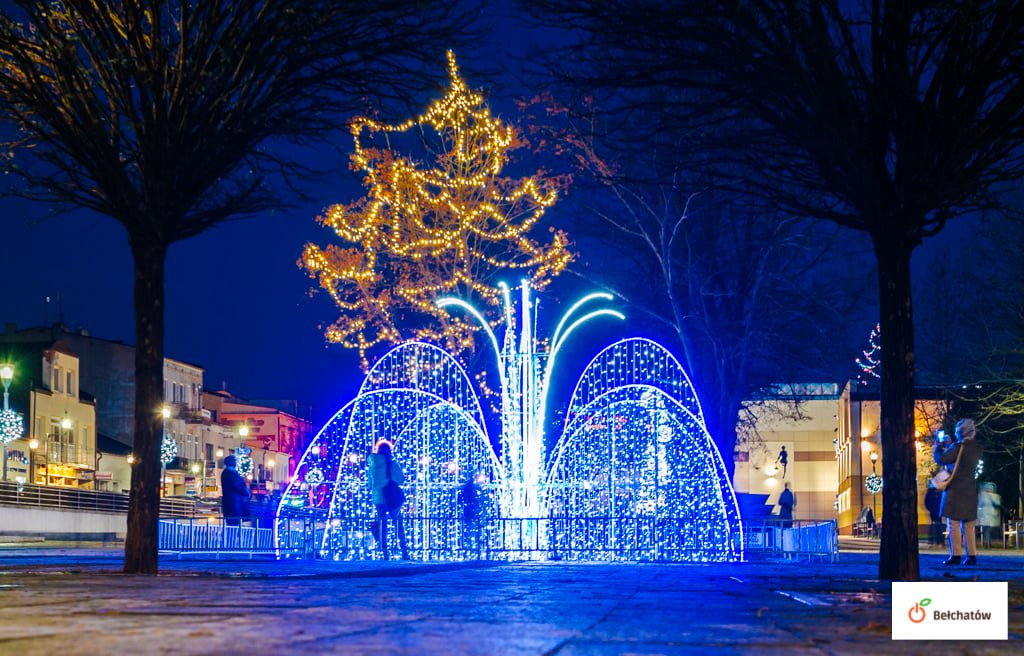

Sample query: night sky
[0,2,563,427]
[0,2,986,429]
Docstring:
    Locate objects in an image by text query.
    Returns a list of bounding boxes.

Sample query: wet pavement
[0,546,1020,655]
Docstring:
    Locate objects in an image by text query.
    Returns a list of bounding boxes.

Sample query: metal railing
[0,480,196,517]
[283,512,745,562]
[159,511,837,562]
[742,518,838,562]
[159,517,277,556]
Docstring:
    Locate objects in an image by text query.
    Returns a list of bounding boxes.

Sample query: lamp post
[869,450,879,527]
[1,364,17,481]
[28,438,38,484]
[236,424,252,480]
[60,416,72,465]
[215,448,225,498]
[160,405,171,497]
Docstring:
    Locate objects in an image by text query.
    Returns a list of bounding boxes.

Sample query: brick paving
[0,547,1020,655]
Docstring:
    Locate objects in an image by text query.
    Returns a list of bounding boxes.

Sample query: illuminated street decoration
[159,433,178,465]
[865,472,883,494]
[302,51,570,364]
[235,447,253,478]
[0,409,23,444]
[277,283,743,562]
[855,323,881,385]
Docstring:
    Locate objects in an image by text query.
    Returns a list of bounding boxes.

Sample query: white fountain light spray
[436,280,623,519]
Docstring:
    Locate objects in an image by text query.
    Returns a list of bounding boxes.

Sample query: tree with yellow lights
[303,51,571,363]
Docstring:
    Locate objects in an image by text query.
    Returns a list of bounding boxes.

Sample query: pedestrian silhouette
[458,475,483,558]
[777,482,796,528]
[221,454,250,527]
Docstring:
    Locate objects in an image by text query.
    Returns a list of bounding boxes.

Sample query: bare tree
[522,96,864,480]
[529,0,1024,580]
[0,0,475,574]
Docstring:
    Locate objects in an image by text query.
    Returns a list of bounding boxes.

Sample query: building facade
[733,384,842,521]
[734,381,951,535]
[204,391,312,494]
[835,381,949,534]
[1,340,98,488]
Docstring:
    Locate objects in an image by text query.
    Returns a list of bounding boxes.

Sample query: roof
[97,433,132,455]
[0,324,204,370]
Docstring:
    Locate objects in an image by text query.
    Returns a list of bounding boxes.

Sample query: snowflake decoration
[865,472,883,494]
[304,465,325,486]
[160,434,178,465]
[236,448,253,477]
[0,409,23,445]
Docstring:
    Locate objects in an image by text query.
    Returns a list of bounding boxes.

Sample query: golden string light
[303,51,571,364]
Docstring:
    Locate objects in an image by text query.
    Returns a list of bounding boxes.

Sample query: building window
[53,366,62,392]
[66,371,75,396]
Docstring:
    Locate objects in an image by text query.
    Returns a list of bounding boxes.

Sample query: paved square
[0,549,1020,654]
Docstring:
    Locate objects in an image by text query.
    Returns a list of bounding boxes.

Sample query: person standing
[367,441,410,560]
[977,482,1002,549]
[777,482,796,528]
[458,474,482,558]
[221,454,250,526]
[924,481,944,547]
[934,418,983,565]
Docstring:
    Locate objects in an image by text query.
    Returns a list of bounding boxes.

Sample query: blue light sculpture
[276,283,742,562]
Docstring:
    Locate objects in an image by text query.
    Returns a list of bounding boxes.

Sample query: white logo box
[892,581,1008,640]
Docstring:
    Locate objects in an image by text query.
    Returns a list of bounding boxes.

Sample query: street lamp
[60,416,72,464]
[160,405,172,497]
[234,424,255,485]
[868,450,881,530]
[1,363,21,481]
[28,438,38,484]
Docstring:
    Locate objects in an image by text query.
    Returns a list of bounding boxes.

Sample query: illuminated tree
[303,51,571,363]
[0,0,474,574]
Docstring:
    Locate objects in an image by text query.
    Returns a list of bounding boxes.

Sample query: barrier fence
[158,517,277,556]
[0,480,196,518]
[742,518,838,562]
[160,513,838,562]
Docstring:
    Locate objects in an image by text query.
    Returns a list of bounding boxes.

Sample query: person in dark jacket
[924,481,944,546]
[934,418,983,565]
[366,441,409,560]
[459,474,482,558]
[221,454,251,526]
[777,482,796,528]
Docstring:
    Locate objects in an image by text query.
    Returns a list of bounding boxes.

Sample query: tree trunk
[123,235,167,575]
[874,235,919,581]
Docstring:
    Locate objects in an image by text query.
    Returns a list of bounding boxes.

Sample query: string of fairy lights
[855,323,881,385]
[301,51,571,365]
[0,409,23,444]
[159,433,178,465]
[275,289,743,563]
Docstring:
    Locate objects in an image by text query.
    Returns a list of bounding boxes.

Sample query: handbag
[931,443,964,491]
[382,458,406,511]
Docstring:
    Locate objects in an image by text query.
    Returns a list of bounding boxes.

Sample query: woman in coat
[366,440,410,560]
[934,418,983,565]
